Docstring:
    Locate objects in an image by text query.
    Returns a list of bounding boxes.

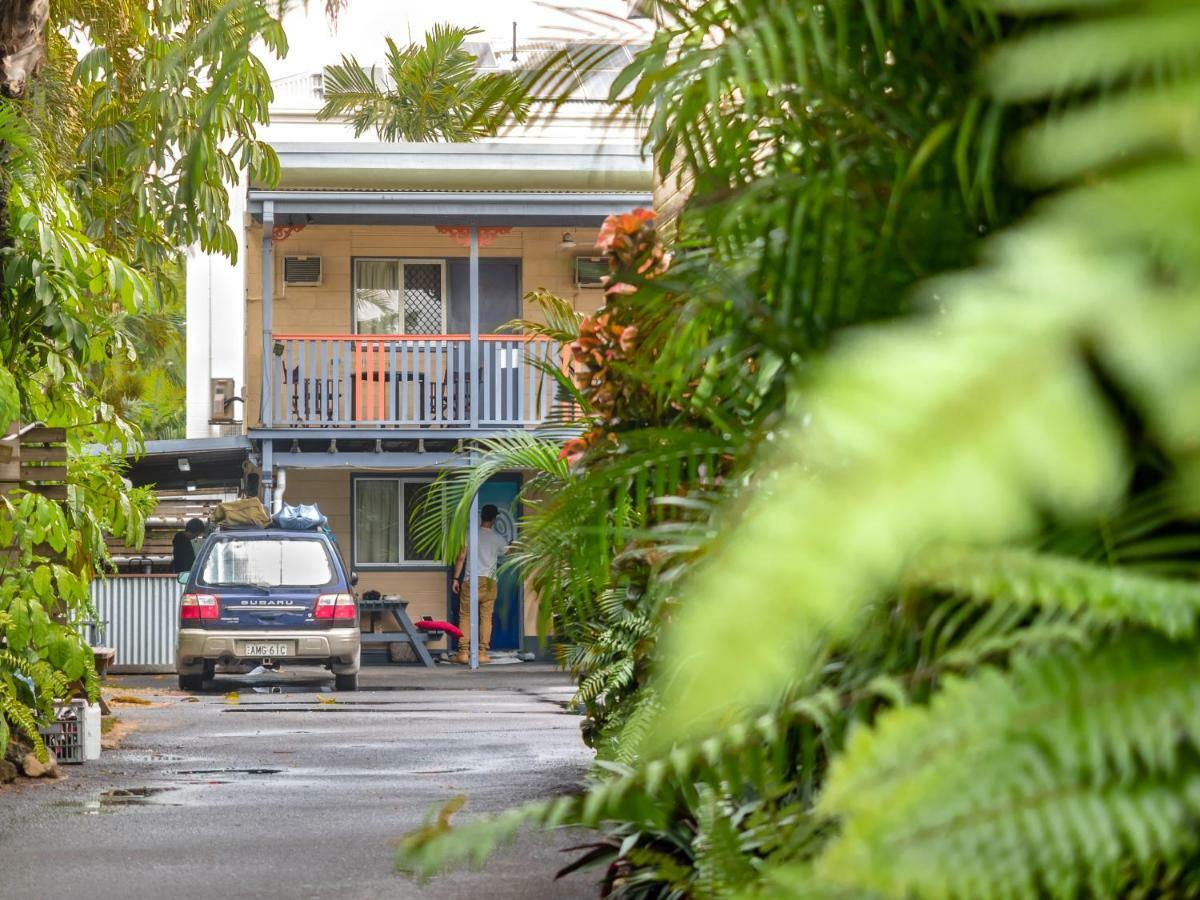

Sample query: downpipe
[272,468,287,515]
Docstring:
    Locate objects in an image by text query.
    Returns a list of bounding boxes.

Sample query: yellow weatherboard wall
[244,225,606,426]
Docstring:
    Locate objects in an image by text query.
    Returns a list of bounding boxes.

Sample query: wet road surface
[0,665,597,899]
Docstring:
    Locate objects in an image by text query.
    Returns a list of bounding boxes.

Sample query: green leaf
[28,599,50,648]
[0,366,18,431]
[31,566,53,601]
[60,642,85,682]
[8,598,30,651]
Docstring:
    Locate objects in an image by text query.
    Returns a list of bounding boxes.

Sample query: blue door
[448,477,522,651]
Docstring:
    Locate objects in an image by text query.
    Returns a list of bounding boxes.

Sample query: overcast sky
[269,0,649,79]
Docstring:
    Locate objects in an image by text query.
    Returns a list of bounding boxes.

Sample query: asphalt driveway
[0,664,597,900]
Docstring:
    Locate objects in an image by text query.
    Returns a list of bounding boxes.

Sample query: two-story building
[185,28,652,660]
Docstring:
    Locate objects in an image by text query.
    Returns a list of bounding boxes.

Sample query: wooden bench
[92,647,116,676]
[80,621,116,675]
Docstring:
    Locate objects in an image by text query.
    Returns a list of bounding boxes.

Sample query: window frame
[196,534,338,589]
[351,258,448,335]
[351,474,444,570]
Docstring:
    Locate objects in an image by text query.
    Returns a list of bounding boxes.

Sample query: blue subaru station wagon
[175,526,361,691]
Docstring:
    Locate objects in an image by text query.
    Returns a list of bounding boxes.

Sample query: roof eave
[247,189,653,227]
[254,141,652,194]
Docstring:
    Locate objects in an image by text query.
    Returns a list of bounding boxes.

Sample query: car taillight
[315,593,356,620]
[180,593,219,620]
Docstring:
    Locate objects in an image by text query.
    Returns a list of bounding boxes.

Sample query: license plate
[240,642,291,657]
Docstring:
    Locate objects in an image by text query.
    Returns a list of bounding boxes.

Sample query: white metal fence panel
[91,575,180,671]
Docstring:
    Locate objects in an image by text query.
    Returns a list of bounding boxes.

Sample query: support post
[261,440,274,512]
[468,492,480,670]
[468,228,480,667]
[261,201,275,428]
[469,225,480,430]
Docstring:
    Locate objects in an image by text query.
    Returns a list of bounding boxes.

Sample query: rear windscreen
[200,539,334,588]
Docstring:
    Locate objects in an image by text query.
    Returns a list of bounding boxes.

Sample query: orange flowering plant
[560,209,674,465]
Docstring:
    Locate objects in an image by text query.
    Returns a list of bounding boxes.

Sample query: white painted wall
[185,171,247,438]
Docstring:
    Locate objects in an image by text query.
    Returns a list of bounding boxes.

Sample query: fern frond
[694,785,758,897]
[0,681,48,762]
[984,4,1200,104]
[612,688,661,766]
[906,545,1200,639]
[815,634,1200,898]
[395,684,845,878]
[396,797,573,876]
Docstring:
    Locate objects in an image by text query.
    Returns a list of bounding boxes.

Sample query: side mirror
[177,571,190,585]
[349,571,359,587]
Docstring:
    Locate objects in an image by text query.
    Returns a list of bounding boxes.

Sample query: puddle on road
[55,786,182,815]
[249,684,333,694]
[171,768,282,776]
[103,786,178,801]
[115,753,186,763]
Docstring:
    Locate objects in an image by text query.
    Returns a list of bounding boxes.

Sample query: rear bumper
[177,627,360,671]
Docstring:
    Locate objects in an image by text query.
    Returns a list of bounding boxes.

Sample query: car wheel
[178,673,204,691]
[334,672,358,692]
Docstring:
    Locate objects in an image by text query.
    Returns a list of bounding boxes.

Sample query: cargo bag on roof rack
[273,503,328,531]
[210,497,270,528]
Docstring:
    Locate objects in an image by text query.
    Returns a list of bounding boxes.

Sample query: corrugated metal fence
[91,575,180,671]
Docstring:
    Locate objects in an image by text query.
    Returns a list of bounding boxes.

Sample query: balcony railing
[266,334,564,428]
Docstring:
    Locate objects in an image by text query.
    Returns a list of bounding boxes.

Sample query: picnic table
[357,593,437,667]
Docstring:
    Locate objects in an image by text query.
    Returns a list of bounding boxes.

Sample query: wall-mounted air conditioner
[283,255,322,286]
[210,378,237,422]
[574,256,608,289]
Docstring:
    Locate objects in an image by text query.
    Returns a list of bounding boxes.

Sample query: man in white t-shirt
[451,503,510,665]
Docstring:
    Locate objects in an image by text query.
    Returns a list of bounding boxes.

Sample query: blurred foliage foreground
[0,0,285,763]
[402,1,1200,897]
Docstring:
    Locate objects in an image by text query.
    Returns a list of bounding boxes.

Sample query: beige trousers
[459,577,498,652]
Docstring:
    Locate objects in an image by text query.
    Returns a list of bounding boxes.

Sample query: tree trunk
[0,0,47,249]
[0,0,48,99]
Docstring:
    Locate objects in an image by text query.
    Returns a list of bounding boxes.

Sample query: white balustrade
[268,335,561,429]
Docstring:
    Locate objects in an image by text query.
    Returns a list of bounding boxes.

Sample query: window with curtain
[353,259,400,334]
[353,478,438,566]
[353,259,445,334]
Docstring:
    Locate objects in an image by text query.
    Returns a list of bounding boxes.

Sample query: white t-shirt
[465,528,509,579]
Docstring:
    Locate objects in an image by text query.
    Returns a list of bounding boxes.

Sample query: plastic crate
[38,699,87,764]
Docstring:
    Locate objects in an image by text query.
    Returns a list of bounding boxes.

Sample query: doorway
[448,476,522,651]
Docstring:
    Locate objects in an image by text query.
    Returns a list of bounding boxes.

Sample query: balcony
[264,333,563,429]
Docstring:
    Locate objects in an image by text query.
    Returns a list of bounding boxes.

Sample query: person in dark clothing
[171,518,206,573]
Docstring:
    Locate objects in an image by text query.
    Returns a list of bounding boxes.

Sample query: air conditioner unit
[283,255,322,286]
[210,378,237,422]
[574,256,608,289]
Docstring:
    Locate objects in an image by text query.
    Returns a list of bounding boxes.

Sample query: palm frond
[408,433,570,564]
[317,24,528,142]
